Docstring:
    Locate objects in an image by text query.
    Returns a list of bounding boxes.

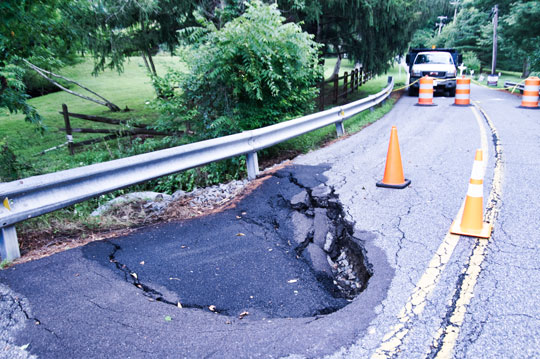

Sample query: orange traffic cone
[376,126,411,189]
[450,149,492,238]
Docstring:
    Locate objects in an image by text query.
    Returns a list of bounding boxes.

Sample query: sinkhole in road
[101,165,373,319]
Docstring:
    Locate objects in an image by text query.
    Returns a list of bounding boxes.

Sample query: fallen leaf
[74,273,80,277]
[239,311,249,319]
[136,284,143,289]
[209,305,217,312]
[236,215,242,219]
[164,316,172,322]
[177,301,182,308]
[225,320,232,325]
[241,211,247,215]
[169,277,181,281]
[130,272,138,279]
[236,233,246,237]
[287,279,298,284]
[20,344,29,350]
[139,261,145,265]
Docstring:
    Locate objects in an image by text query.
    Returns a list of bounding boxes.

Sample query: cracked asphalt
[1,84,539,358]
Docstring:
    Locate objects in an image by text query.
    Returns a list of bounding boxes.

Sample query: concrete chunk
[290,190,310,210]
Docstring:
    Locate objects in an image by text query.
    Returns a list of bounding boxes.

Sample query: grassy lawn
[470,69,524,90]
[0,55,185,175]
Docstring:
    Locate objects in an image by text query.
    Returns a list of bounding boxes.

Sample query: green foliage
[0,259,12,269]
[0,0,75,125]
[410,29,436,49]
[462,51,481,73]
[65,0,198,76]
[278,0,430,74]
[0,138,32,182]
[158,0,321,139]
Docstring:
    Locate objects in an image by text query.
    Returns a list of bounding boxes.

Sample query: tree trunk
[141,52,151,74]
[23,59,121,112]
[522,58,531,78]
[146,49,157,77]
[328,53,342,81]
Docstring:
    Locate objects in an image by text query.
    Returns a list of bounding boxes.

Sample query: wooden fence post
[62,104,74,155]
[343,72,348,100]
[355,69,359,90]
[333,75,339,104]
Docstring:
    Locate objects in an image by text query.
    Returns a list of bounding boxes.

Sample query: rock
[303,244,333,277]
[311,184,331,207]
[312,208,329,248]
[91,192,172,216]
[323,232,335,253]
[291,212,313,245]
[290,190,310,210]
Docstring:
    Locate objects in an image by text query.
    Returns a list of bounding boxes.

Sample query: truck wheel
[408,87,418,96]
[448,88,456,97]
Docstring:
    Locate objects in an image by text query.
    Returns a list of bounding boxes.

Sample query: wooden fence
[59,104,182,155]
[317,68,373,111]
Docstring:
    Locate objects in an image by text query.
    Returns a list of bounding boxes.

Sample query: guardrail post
[0,226,20,261]
[335,121,345,137]
[246,152,259,180]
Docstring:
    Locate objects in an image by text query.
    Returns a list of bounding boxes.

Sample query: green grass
[469,69,523,89]
[0,55,185,175]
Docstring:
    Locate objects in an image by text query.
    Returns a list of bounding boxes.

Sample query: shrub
[462,51,481,74]
[155,0,322,139]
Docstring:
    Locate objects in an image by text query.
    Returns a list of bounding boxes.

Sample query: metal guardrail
[0,77,394,261]
[504,81,524,93]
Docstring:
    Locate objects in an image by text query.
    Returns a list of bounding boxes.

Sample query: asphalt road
[1,83,539,358]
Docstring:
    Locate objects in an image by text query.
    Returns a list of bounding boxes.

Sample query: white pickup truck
[406,48,462,97]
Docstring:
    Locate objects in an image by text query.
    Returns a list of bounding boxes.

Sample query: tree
[65,0,199,77]
[501,1,540,74]
[156,0,321,138]
[0,0,74,124]
[280,0,432,74]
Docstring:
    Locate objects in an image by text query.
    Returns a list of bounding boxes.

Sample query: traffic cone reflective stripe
[455,76,471,106]
[450,149,492,238]
[521,77,540,108]
[376,126,411,189]
[418,76,434,106]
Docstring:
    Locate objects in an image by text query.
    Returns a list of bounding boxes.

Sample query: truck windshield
[414,53,453,65]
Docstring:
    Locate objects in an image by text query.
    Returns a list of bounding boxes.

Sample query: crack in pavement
[426,103,504,359]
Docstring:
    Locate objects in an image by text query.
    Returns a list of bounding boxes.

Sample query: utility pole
[491,4,498,75]
[450,1,460,23]
[436,16,447,35]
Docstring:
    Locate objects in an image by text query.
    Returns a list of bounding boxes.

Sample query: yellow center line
[429,103,504,358]
[372,104,494,358]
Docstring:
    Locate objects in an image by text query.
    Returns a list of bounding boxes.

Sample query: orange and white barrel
[418,76,434,105]
[455,76,471,106]
[521,76,540,108]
